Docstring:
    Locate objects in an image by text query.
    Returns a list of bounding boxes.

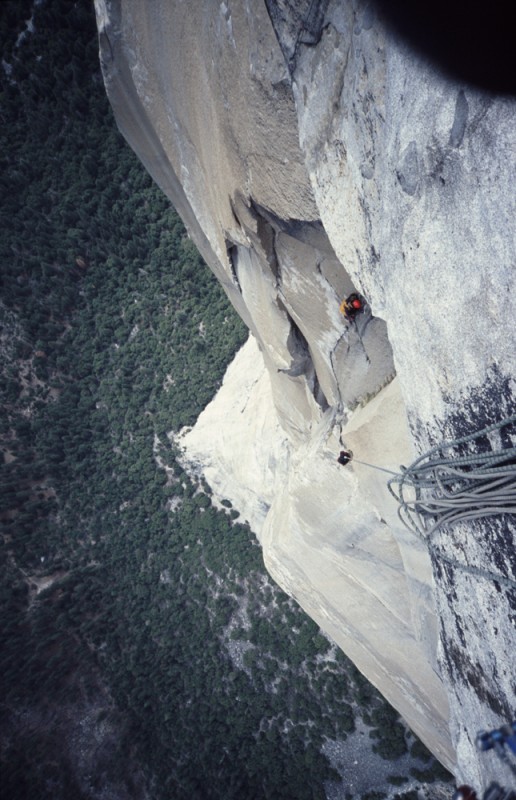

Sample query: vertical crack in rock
[277,300,329,410]
[329,329,347,410]
[311,367,329,410]
[351,308,373,367]
[249,200,281,285]
[297,0,332,46]
[225,242,242,293]
[263,0,331,73]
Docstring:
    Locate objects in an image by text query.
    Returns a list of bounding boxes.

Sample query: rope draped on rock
[383,414,516,590]
[341,415,516,587]
[386,414,516,540]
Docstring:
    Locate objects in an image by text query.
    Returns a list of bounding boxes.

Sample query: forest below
[0,2,452,799]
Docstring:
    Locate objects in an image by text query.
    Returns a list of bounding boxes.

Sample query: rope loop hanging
[386,414,516,539]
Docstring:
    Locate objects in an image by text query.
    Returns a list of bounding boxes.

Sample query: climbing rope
[386,414,516,539]
[350,458,398,476]
[341,415,516,588]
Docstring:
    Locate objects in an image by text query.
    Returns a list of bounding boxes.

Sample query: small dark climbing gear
[337,449,353,466]
[477,723,516,756]
[477,723,516,778]
[452,722,516,800]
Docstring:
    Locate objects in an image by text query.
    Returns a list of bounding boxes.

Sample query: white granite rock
[96,0,516,784]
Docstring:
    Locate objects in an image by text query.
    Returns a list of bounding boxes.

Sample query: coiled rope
[348,415,516,589]
[386,414,516,540]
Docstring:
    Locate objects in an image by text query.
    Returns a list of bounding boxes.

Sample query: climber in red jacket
[339,293,364,321]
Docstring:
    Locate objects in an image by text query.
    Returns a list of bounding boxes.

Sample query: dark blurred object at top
[372,0,516,95]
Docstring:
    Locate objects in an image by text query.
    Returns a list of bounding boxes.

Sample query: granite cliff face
[95,0,516,786]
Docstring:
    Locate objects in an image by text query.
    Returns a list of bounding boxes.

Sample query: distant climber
[339,293,364,321]
[337,450,353,466]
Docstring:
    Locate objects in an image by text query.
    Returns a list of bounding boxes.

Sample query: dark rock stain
[263,0,331,73]
[396,141,419,196]
[440,365,515,444]
[361,2,375,31]
[449,90,469,148]
[441,636,509,717]
[354,2,375,34]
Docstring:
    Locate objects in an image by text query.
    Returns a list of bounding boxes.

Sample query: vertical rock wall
[275,1,516,787]
[95,0,516,784]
